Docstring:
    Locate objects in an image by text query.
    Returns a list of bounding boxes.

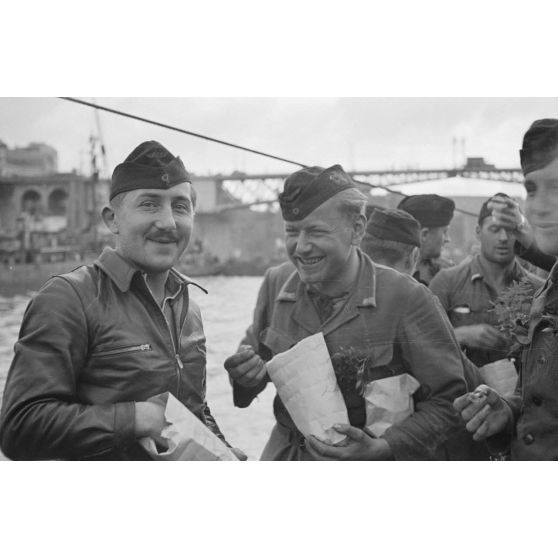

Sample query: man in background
[361,207,421,275]
[430,193,543,369]
[397,194,455,286]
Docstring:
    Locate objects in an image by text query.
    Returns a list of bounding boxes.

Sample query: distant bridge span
[213,166,524,211]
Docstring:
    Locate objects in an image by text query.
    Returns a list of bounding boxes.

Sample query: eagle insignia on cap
[328,170,351,186]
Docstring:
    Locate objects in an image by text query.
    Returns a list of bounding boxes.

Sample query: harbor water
[0,275,276,461]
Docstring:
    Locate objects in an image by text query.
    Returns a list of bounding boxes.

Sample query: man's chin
[535,232,558,257]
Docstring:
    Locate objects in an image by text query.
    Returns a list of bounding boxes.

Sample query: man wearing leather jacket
[0,140,241,460]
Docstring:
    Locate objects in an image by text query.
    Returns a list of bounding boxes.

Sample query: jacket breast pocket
[260,327,297,357]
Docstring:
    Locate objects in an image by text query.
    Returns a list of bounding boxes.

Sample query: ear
[102,205,119,234]
[475,223,481,240]
[420,227,430,243]
[351,214,367,246]
[407,246,420,275]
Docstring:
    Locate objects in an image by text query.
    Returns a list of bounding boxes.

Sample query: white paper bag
[139,392,238,461]
[479,359,518,397]
[364,373,420,437]
[266,332,349,444]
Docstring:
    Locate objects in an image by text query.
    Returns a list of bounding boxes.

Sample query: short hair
[109,183,197,211]
[332,187,367,223]
[361,237,416,267]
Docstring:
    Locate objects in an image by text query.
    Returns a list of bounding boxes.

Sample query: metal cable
[60,97,480,218]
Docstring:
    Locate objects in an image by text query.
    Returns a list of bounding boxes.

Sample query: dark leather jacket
[0,248,226,460]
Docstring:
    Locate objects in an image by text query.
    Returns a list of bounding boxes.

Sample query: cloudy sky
[1,97,557,179]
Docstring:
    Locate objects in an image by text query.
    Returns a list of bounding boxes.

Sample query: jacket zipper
[93,344,152,357]
[154,300,185,397]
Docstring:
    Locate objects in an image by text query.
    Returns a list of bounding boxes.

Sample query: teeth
[300,257,322,264]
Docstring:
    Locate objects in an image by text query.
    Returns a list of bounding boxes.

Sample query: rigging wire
[60,96,480,218]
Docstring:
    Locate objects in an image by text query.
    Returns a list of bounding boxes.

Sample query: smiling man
[225,165,467,460]
[0,140,239,460]
[454,119,558,460]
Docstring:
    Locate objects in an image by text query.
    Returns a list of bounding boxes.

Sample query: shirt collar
[94,247,207,294]
[469,254,525,284]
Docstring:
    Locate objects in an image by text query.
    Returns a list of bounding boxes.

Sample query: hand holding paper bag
[139,392,239,461]
[364,373,420,437]
[266,332,349,444]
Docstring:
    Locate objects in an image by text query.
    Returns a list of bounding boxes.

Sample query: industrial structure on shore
[0,139,525,285]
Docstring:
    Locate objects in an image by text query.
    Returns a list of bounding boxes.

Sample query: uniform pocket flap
[367,343,394,367]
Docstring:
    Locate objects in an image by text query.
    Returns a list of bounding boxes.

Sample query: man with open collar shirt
[224,164,467,460]
[0,140,241,460]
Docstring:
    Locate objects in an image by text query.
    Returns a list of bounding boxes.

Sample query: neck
[311,248,360,298]
[144,271,170,306]
[478,254,515,287]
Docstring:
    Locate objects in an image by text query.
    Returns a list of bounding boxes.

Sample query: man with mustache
[430,194,543,370]
[454,119,558,459]
[0,140,240,460]
[225,165,467,460]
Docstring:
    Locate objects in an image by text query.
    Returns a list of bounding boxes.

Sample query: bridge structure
[213,162,524,212]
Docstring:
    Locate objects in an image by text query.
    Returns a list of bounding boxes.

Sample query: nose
[155,203,177,230]
[498,228,510,241]
[294,231,312,255]
[443,230,451,244]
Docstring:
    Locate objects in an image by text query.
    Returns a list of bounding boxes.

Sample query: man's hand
[134,401,168,438]
[453,385,512,441]
[305,424,393,460]
[488,196,534,248]
[224,345,268,388]
[455,324,508,350]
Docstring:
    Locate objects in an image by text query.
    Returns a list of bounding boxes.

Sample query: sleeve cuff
[114,401,137,447]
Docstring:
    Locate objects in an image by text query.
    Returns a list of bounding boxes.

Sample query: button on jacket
[0,248,226,460]
[232,251,467,460]
[503,264,558,459]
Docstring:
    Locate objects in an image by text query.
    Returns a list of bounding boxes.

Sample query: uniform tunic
[489,263,558,459]
[430,255,543,368]
[232,251,467,460]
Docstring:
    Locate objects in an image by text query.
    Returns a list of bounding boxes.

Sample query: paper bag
[479,359,518,397]
[364,373,420,437]
[266,332,349,444]
[139,392,238,461]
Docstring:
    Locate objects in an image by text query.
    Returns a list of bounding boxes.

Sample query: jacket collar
[469,254,526,284]
[94,247,207,294]
[275,250,377,334]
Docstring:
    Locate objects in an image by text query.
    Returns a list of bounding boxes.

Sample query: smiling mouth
[297,256,324,265]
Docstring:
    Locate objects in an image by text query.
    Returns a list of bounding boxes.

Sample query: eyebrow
[137,193,191,203]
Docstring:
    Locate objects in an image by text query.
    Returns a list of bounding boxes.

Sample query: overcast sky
[1,97,557,178]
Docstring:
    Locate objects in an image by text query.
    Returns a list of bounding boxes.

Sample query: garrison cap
[110,140,192,200]
[397,194,455,228]
[365,207,421,247]
[520,119,558,175]
[279,164,357,221]
[478,192,514,225]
